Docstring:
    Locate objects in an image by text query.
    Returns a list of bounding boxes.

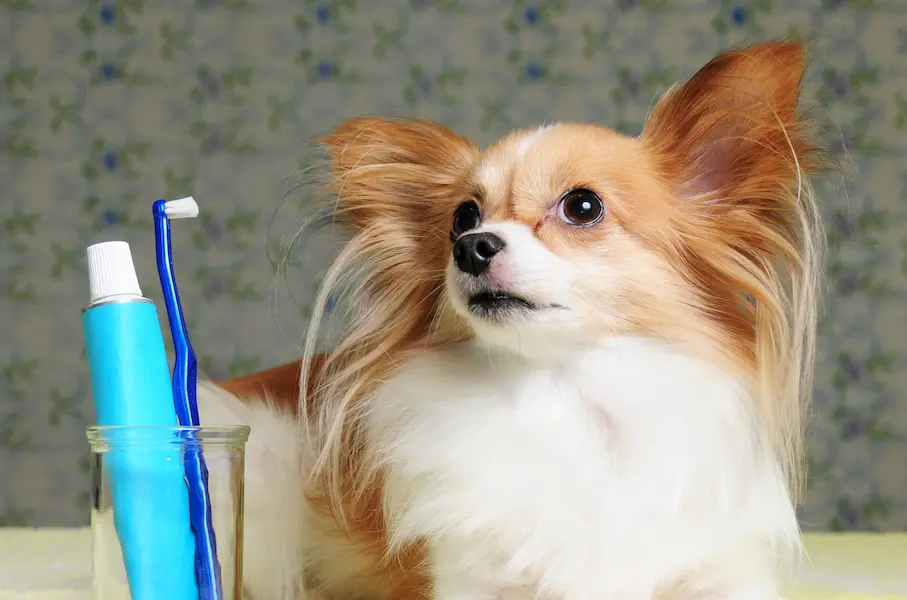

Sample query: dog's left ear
[641,41,818,199]
[642,43,824,501]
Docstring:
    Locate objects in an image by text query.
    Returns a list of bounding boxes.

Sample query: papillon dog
[199,41,825,600]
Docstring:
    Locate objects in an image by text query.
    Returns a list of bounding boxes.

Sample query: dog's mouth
[467,291,537,321]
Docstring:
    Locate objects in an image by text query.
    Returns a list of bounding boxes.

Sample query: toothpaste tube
[83,241,199,599]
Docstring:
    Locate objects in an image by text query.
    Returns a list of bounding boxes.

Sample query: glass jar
[86,425,249,599]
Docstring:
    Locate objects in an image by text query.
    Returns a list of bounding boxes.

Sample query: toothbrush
[82,241,199,600]
[153,196,223,600]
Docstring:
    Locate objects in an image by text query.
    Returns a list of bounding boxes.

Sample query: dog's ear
[304,120,477,490]
[317,117,477,340]
[319,117,478,235]
[642,42,824,502]
[642,41,817,200]
[315,118,477,374]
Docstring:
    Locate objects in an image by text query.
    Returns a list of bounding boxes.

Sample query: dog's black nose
[452,232,505,277]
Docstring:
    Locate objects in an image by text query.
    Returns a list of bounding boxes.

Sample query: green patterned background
[1,0,906,529]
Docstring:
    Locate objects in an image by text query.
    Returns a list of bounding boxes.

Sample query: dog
[200,41,825,600]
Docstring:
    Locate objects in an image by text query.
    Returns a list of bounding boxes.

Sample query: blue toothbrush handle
[185,445,222,600]
[154,200,223,599]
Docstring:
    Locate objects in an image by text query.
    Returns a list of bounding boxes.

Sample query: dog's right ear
[314,118,477,383]
[319,117,478,234]
[304,120,477,494]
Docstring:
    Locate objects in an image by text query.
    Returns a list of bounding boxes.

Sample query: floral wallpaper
[1,0,906,530]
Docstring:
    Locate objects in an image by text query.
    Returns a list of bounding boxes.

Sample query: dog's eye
[558,188,605,227]
[451,201,481,240]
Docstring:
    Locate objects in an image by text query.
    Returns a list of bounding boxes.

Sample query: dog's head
[322,43,819,361]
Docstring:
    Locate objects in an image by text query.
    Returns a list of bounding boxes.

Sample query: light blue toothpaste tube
[82,241,199,599]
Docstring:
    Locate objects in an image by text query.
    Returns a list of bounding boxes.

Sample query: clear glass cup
[86,425,250,599]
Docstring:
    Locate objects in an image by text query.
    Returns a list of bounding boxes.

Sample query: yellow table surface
[784,534,907,599]
[0,529,903,599]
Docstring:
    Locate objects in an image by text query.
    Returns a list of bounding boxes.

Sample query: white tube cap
[86,241,144,305]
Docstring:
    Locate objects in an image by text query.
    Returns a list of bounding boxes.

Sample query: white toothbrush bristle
[164,196,199,219]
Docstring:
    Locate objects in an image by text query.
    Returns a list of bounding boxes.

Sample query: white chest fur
[366,336,799,600]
